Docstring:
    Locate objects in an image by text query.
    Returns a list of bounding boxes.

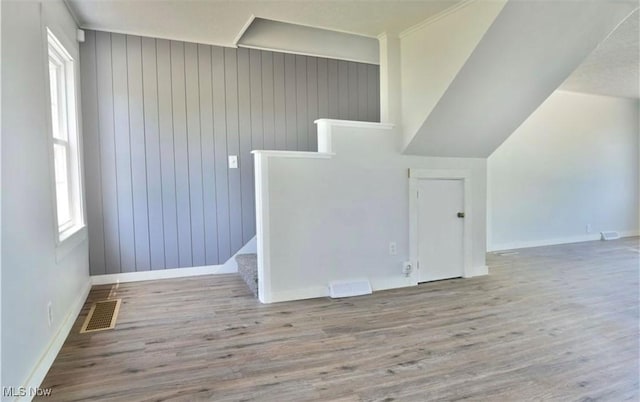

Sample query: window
[47,29,84,241]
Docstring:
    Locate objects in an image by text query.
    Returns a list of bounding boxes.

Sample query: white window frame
[45,28,86,246]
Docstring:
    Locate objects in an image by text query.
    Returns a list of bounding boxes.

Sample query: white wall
[488,91,639,251]
[254,120,487,303]
[1,0,90,396]
[237,18,379,65]
[399,0,506,149]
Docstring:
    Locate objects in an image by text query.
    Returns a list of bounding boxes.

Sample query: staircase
[236,253,258,297]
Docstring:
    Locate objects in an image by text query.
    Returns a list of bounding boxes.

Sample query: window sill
[56,224,87,262]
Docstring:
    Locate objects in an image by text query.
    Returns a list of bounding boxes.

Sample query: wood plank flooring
[38,238,639,401]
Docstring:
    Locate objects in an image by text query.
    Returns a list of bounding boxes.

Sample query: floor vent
[495,251,519,256]
[80,299,122,333]
[329,279,372,298]
[601,231,620,241]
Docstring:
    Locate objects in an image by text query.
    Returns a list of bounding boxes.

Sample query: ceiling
[561,9,639,99]
[67,0,462,46]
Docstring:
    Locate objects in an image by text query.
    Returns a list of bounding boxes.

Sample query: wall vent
[329,279,372,298]
[601,231,620,241]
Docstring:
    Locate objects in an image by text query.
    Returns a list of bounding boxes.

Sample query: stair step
[235,253,258,298]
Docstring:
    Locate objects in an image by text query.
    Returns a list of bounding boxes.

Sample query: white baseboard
[18,279,91,402]
[91,236,257,285]
[488,230,639,252]
[91,264,235,285]
[465,265,489,277]
[267,285,329,303]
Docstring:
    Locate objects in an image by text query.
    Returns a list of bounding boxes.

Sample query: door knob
[457,212,465,218]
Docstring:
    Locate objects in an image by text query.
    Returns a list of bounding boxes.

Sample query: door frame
[409,168,473,282]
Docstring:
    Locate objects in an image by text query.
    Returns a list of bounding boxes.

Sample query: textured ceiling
[561,9,639,99]
[67,0,462,46]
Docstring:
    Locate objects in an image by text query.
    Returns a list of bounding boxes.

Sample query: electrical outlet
[47,302,53,327]
[389,241,397,256]
[402,261,412,276]
[586,224,592,233]
[228,155,238,169]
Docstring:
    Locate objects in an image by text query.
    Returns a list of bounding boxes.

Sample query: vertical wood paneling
[247,49,263,240]
[306,57,318,151]
[237,48,253,245]
[261,51,275,150]
[126,35,151,271]
[373,64,380,121]
[111,33,136,272]
[273,53,287,150]
[82,31,380,274]
[327,59,339,119]
[156,39,180,268]
[348,62,359,120]
[337,61,349,119]
[170,40,193,267]
[141,37,165,270]
[284,54,297,151]
[95,31,121,275]
[295,55,309,151]
[317,58,328,122]
[80,30,106,276]
[198,44,219,266]
[211,46,231,262]
[357,63,368,121]
[185,43,206,266]
[224,47,244,254]
[367,64,378,123]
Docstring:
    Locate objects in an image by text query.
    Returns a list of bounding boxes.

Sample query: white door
[417,179,464,282]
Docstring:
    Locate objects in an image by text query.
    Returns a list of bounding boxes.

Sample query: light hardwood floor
[38,238,639,401]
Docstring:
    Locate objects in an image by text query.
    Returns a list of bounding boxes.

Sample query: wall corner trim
[18,279,92,401]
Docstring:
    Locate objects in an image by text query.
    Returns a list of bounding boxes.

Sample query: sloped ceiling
[66,0,462,46]
[561,9,639,99]
[403,0,638,158]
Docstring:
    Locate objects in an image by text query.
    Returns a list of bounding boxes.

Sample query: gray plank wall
[80,30,380,275]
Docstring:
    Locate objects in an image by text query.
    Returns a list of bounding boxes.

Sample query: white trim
[470,265,489,277]
[232,14,256,48]
[270,286,329,303]
[399,0,477,38]
[489,230,640,252]
[254,153,271,303]
[268,276,417,304]
[237,43,378,65]
[251,150,334,159]
[77,27,234,49]
[409,168,476,283]
[313,118,394,130]
[90,264,235,286]
[17,279,91,402]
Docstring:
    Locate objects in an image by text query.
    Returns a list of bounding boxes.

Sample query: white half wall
[1,0,90,395]
[488,91,640,251]
[254,119,487,303]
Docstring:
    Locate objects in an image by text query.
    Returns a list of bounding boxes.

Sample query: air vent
[329,279,372,298]
[80,299,122,333]
[495,251,519,256]
[601,231,620,241]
